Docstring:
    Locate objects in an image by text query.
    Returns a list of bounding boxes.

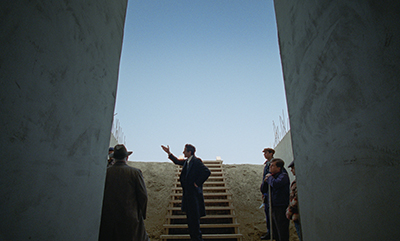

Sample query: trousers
[185,195,203,241]
[271,206,289,241]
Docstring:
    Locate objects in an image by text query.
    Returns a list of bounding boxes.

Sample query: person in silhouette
[99,144,150,241]
[161,144,210,241]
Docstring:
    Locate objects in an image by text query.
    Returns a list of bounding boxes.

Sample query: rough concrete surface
[0,1,128,240]
[1,1,399,240]
[274,1,400,240]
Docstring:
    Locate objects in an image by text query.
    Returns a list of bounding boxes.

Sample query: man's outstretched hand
[161,145,170,155]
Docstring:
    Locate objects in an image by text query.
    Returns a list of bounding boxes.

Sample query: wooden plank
[163,223,240,228]
[165,214,237,219]
[203,165,222,168]
[160,234,243,239]
[168,206,234,211]
[176,166,222,169]
[203,181,226,185]
[171,187,229,191]
[171,192,232,197]
[203,160,222,164]
[173,181,226,185]
[163,160,243,241]
[169,199,232,203]
[175,170,225,174]
[209,173,223,176]
[174,176,225,180]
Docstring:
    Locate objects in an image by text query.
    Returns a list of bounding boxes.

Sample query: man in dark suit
[161,144,211,241]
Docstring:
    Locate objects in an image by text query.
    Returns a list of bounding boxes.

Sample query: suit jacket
[169,154,211,216]
[260,161,271,194]
[99,161,149,241]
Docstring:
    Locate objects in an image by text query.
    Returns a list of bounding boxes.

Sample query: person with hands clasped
[263,158,290,241]
[161,144,211,241]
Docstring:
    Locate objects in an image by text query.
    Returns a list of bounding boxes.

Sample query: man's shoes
[260,232,271,240]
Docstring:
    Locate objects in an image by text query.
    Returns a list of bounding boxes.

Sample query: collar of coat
[113,160,127,165]
[272,170,284,177]
[264,157,274,165]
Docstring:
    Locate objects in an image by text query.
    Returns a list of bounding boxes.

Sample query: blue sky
[114,0,288,164]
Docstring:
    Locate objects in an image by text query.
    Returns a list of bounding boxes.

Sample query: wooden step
[206,176,225,179]
[174,176,225,180]
[161,234,243,239]
[174,182,226,186]
[175,166,222,171]
[163,160,242,241]
[169,199,232,204]
[203,182,226,185]
[209,173,224,177]
[203,160,222,164]
[163,223,240,228]
[172,187,229,191]
[165,214,237,219]
[175,170,224,174]
[204,164,223,168]
[168,206,234,211]
[171,192,232,197]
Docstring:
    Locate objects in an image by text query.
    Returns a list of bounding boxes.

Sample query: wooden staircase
[160,160,243,241]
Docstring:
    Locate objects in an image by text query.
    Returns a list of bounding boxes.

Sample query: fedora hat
[112,144,133,159]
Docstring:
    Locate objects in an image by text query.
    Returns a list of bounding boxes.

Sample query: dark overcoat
[262,170,290,207]
[99,161,149,241]
[169,154,211,216]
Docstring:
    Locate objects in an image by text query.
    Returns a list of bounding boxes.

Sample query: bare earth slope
[128,161,298,241]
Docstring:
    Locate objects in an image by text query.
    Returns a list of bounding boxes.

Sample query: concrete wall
[274,1,400,240]
[0,1,128,240]
[274,130,294,181]
[109,132,119,147]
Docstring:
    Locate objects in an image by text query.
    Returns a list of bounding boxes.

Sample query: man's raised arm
[161,145,184,166]
[161,145,170,155]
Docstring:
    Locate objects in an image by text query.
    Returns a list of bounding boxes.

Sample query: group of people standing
[99,144,301,241]
[99,143,210,241]
[260,148,301,241]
